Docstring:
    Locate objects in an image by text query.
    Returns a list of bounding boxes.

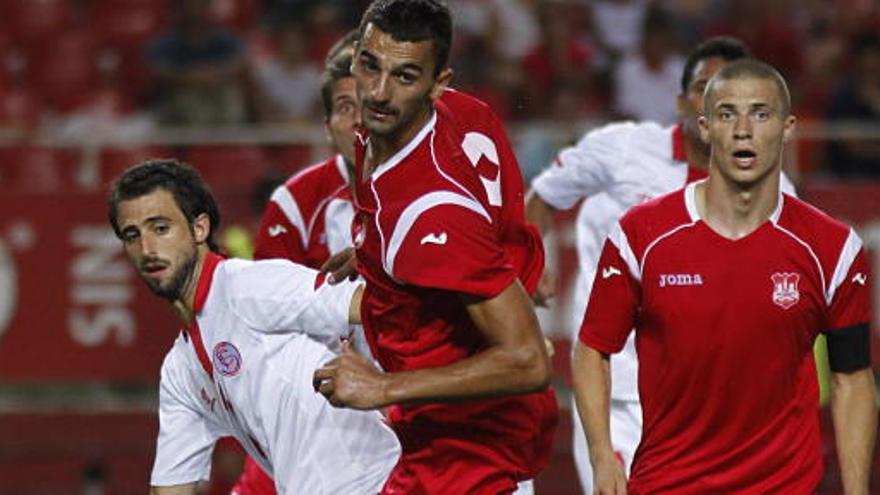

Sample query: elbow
[509,344,552,393]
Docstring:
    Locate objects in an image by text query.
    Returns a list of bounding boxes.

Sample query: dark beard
[144,252,198,301]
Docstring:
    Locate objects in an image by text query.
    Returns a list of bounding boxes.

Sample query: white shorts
[571,397,642,494]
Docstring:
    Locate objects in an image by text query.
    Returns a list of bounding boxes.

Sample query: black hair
[705,58,792,116]
[108,158,222,252]
[681,36,751,93]
[320,30,358,117]
[358,0,452,76]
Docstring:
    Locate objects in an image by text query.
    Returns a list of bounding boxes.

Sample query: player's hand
[320,247,358,284]
[592,453,627,495]
[532,271,557,307]
[312,341,388,410]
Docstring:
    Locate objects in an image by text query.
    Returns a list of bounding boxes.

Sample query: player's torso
[352,112,494,370]
[628,190,831,492]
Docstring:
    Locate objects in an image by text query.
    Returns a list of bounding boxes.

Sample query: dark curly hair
[108,158,222,252]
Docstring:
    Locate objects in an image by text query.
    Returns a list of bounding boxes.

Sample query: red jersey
[580,182,872,494]
[254,155,352,267]
[352,89,556,484]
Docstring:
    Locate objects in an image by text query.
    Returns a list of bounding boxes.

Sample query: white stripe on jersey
[384,191,491,276]
[271,186,308,244]
[827,228,863,304]
[609,223,642,282]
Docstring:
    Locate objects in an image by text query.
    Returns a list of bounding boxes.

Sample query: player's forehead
[359,23,436,73]
[117,189,184,228]
[688,56,727,89]
[710,77,781,110]
[332,77,357,100]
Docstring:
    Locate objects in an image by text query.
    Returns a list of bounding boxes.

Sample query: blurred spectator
[703,0,803,83]
[253,19,322,123]
[146,0,249,126]
[521,1,597,119]
[825,33,880,178]
[612,6,684,123]
[589,0,651,62]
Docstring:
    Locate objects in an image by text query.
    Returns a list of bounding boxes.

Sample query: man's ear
[782,114,797,144]
[192,213,211,245]
[698,114,710,144]
[430,67,453,101]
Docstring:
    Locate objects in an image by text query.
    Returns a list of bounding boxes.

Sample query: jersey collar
[334,154,350,185]
[371,111,437,181]
[192,251,224,315]
[188,251,224,381]
[684,180,784,225]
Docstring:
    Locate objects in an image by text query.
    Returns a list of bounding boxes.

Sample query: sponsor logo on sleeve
[213,342,242,377]
[771,272,800,309]
[268,224,287,237]
[852,273,867,286]
[602,266,622,279]
[420,232,448,246]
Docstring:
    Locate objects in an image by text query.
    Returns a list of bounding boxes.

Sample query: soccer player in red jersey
[575,59,877,494]
[312,1,557,493]
[235,32,365,495]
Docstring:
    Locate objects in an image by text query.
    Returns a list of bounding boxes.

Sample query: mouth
[364,103,396,121]
[732,149,757,168]
[141,262,169,277]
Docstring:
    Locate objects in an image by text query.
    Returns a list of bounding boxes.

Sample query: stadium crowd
[0,0,878,180]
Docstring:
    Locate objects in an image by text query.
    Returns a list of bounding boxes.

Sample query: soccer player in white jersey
[577,59,876,493]
[108,159,400,495]
[524,37,800,493]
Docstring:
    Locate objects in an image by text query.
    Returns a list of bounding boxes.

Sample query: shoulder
[281,157,344,199]
[159,333,193,390]
[223,258,315,297]
[615,188,693,258]
[775,194,858,260]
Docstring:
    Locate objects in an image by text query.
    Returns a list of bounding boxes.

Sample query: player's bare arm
[150,483,198,495]
[524,189,558,306]
[830,367,877,495]
[314,280,551,409]
[573,342,627,495]
[348,284,364,325]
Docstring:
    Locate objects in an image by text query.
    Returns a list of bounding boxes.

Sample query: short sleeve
[578,237,640,353]
[530,127,618,210]
[254,193,308,262]
[229,260,357,339]
[150,350,215,486]
[826,246,872,332]
[388,198,517,298]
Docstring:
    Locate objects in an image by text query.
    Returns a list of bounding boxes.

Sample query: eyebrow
[360,48,425,75]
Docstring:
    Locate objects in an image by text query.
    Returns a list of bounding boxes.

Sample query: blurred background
[0,0,877,493]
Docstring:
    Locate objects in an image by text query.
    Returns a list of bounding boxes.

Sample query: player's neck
[683,135,710,170]
[367,106,434,169]
[172,249,209,325]
[696,173,781,240]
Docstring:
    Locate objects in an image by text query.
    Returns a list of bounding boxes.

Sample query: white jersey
[149,253,400,494]
[532,121,796,400]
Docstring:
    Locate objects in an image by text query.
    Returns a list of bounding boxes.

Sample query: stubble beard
[144,249,198,302]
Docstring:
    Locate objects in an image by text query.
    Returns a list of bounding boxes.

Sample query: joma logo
[659,273,704,287]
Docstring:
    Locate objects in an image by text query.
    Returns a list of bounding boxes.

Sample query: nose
[139,232,159,257]
[733,116,752,140]
[369,73,391,104]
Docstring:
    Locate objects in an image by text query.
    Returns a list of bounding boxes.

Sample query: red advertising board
[0,192,179,382]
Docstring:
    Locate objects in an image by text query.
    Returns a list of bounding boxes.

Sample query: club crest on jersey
[771,272,800,309]
[213,342,242,377]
